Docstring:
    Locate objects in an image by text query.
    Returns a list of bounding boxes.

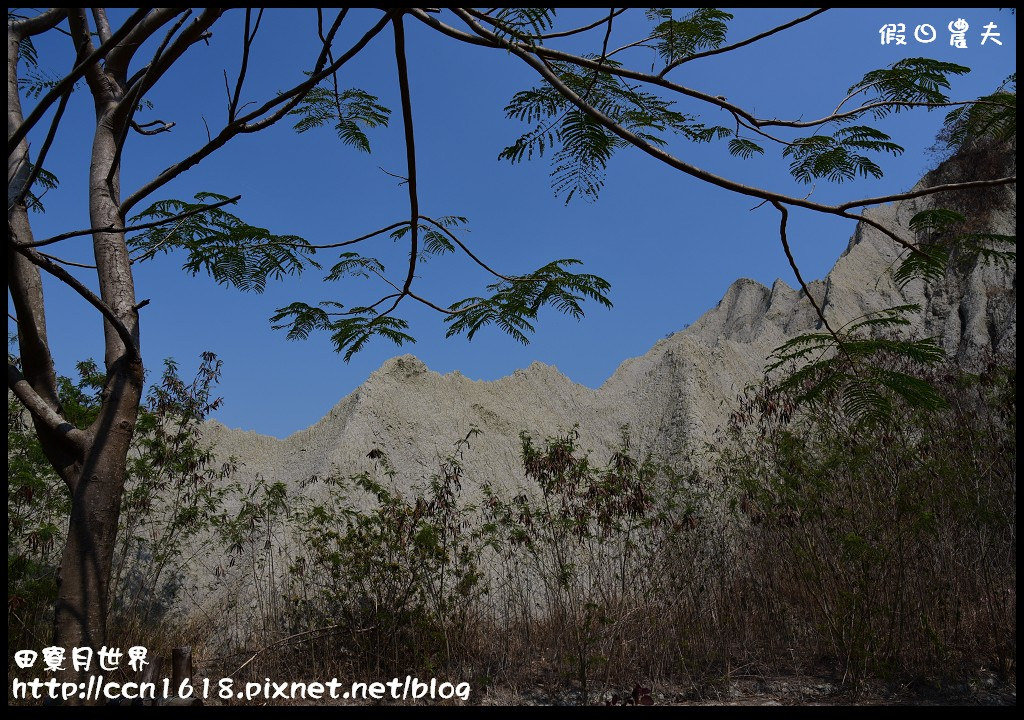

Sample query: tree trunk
[54,372,141,663]
[49,10,146,690]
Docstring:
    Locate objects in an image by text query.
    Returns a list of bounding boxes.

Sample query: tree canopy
[6,7,1016,682]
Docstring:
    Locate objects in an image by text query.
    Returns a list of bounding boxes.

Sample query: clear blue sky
[11,8,1016,438]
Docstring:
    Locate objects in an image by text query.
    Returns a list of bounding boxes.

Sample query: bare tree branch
[772,201,836,337]
[837,176,1017,212]
[759,99,1017,129]
[8,8,151,152]
[8,7,68,37]
[532,8,629,40]
[91,8,113,45]
[393,12,419,297]
[419,215,515,282]
[23,194,242,249]
[108,10,195,188]
[130,119,175,135]
[120,10,389,215]
[228,8,265,122]
[104,7,188,81]
[9,88,71,210]
[39,251,96,269]
[10,243,141,362]
[8,363,88,455]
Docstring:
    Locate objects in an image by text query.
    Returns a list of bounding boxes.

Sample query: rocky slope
[203,141,1015,498]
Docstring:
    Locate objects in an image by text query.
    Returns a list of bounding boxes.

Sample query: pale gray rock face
[188,143,1013,630]
[205,141,1015,499]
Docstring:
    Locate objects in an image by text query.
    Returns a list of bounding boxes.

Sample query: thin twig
[658,9,828,77]
[419,215,516,282]
[107,10,194,189]
[393,13,419,297]
[10,89,72,210]
[120,11,388,215]
[9,243,140,361]
[23,195,241,249]
[772,200,836,338]
[228,8,265,122]
[9,8,151,152]
[39,251,96,269]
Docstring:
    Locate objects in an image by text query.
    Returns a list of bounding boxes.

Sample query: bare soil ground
[475,673,1016,706]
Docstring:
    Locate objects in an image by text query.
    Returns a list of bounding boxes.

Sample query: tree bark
[50,12,146,673]
[8,12,145,694]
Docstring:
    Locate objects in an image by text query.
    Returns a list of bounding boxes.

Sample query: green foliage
[894,208,1015,289]
[270,301,415,361]
[283,434,487,672]
[324,252,386,281]
[644,8,733,64]
[128,192,319,293]
[847,58,971,118]
[941,79,1016,149]
[718,355,1016,677]
[112,352,238,622]
[486,8,557,41]
[445,259,612,344]
[727,137,764,159]
[8,396,70,643]
[501,59,730,202]
[269,222,609,359]
[783,126,903,184]
[23,164,59,214]
[388,216,469,262]
[892,209,966,288]
[768,305,948,428]
[328,314,416,362]
[16,66,61,100]
[480,426,661,701]
[268,301,335,341]
[487,427,657,544]
[8,349,239,646]
[289,84,390,153]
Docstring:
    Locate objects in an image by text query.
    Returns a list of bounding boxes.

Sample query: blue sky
[11,8,1016,438]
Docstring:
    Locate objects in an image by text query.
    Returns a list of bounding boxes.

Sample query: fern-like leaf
[487,8,557,41]
[290,85,390,153]
[942,79,1016,150]
[783,126,903,184]
[848,58,971,118]
[329,314,415,362]
[768,304,949,427]
[501,59,729,201]
[445,259,612,343]
[129,192,319,293]
[728,138,765,159]
[24,164,59,213]
[644,8,733,65]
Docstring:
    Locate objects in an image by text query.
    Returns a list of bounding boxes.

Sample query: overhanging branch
[8,363,88,456]
[8,8,151,152]
[9,243,141,362]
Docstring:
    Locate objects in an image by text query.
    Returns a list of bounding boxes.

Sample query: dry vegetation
[9,349,1016,705]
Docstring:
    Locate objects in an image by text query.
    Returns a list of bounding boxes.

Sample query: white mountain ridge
[179,142,1014,634]
[203,144,1015,500]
